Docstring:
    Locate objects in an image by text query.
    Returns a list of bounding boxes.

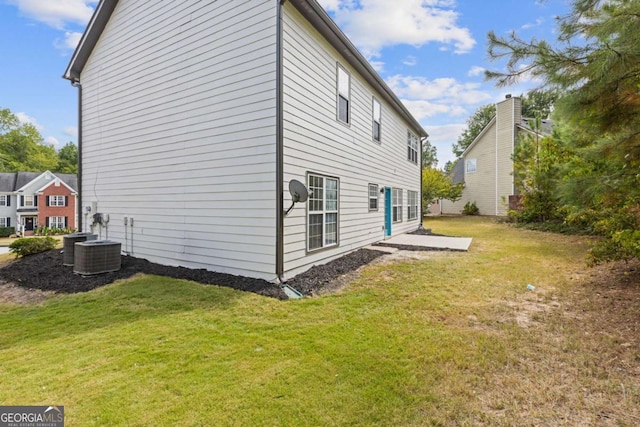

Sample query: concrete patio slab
[378,234,473,251]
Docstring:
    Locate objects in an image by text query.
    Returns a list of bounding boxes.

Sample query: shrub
[9,237,57,257]
[35,226,74,236]
[0,226,15,237]
[462,201,479,215]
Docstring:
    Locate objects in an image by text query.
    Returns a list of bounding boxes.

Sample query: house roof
[63,0,427,138]
[12,171,78,193]
[519,118,553,136]
[0,173,18,192]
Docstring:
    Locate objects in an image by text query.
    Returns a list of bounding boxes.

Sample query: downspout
[276,0,287,282]
[419,136,426,229]
[72,80,83,232]
[495,101,499,216]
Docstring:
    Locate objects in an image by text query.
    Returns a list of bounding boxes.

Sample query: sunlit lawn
[0,216,637,426]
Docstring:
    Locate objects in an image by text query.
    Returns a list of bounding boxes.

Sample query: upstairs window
[0,195,8,206]
[337,65,350,124]
[22,195,35,207]
[392,188,403,223]
[308,174,339,251]
[368,184,379,211]
[48,195,66,207]
[372,98,381,141]
[466,158,477,173]
[407,131,419,164]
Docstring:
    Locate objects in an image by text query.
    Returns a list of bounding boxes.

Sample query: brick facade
[38,181,76,230]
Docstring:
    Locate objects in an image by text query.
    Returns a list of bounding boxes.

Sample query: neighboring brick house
[0,171,78,235]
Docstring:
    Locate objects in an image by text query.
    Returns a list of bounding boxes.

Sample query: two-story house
[441,95,552,216]
[63,0,427,282]
[0,171,78,235]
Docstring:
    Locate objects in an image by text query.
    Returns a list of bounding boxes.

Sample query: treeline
[0,108,77,174]
[484,0,640,264]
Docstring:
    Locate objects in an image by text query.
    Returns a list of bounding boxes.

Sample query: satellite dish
[289,179,309,203]
[285,179,310,216]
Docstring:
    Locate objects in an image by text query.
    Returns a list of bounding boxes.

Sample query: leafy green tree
[521,89,558,120]
[452,103,495,157]
[0,107,59,172]
[57,142,78,174]
[422,140,438,168]
[422,167,464,211]
[486,0,640,263]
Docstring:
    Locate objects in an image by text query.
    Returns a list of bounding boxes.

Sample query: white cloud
[369,60,385,72]
[387,75,492,105]
[403,55,417,66]
[44,136,60,147]
[8,0,96,29]
[467,66,485,77]
[63,126,78,138]
[321,0,476,58]
[63,31,83,49]
[425,123,466,166]
[521,17,544,30]
[15,112,44,131]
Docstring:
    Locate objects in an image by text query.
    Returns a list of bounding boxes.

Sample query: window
[0,217,8,227]
[0,195,8,206]
[23,195,34,207]
[407,190,419,220]
[368,184,379,211]
[407,131,418,164]
[49,195,66,206]
[372,98,381,141]
[392,188,403,223]
[48,216,66,228]
[337,65,350,124]
[308,174,339,251]
[466,158,477,173]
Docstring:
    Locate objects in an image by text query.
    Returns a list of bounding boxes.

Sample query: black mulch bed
[0,248,387,300]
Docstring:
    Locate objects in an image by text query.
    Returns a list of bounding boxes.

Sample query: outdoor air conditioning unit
[62,232,97,266]
[73,240,122,275]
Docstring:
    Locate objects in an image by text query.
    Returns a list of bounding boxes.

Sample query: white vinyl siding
[337,64,350,124]
[368,184,378,211]
[281,3,421,279]
[407,190,418,220]
[372,97,381,142]
[308,174,339,251]
[79,0,278,280]
[392,188,402,222]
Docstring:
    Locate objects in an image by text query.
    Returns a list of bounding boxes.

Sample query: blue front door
[384,187,392,237]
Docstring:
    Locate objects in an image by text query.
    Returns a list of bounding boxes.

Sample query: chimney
[505,94,512,99]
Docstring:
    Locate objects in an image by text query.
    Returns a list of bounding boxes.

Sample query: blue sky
[0,0,568,167]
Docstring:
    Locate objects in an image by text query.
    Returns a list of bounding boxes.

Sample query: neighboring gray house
[0,171,78,234]
[63,0,427,282]
[441,95,552,216]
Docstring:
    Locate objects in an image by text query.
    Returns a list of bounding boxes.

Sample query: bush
[35,226,74,236]
[462,201,479,215]
[9,237,57,257]
[0,226,15,237]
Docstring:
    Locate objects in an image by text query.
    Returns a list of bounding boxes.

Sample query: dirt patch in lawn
[0,248,388,303]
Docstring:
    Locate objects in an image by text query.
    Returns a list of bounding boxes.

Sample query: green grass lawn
[1,216,638,426]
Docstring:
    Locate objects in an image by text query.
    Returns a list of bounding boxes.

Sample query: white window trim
[372,97,381,142]
[392,188,403,223]
[407,190,419,221]
[50,195,65,207]
[0,195,6,207]
[407,131,419,164]
[49,216,66,228]
[337,64,351,125]
[0,217,7,227]
[466,158,477,173]
[368,184,379,211]
[23,195,34,207]
[308,174,340,252]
